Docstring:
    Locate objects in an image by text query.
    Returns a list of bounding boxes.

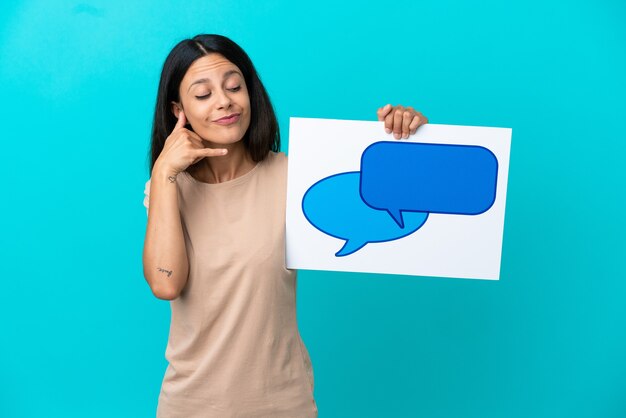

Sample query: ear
[171,101,182,119]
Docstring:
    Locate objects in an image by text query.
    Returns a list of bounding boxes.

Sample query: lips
[214,113,240,122]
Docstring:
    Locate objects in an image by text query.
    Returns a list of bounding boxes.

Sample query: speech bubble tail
[335,240,367,257]
[387,208,405,228]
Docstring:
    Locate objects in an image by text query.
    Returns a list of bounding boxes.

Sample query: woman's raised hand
[154,110,228,176]
[377,104,428,139]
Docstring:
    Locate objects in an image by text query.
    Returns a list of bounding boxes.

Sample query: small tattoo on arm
[167,175,176,183]
[157,267,173,277]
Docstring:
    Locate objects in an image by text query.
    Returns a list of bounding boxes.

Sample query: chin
[202,133,245,147]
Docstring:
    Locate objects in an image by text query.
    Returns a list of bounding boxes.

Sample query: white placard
[286,117,511,280]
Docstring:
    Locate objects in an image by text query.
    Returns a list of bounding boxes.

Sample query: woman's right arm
[142,164,189,300]
[142,110,227,300]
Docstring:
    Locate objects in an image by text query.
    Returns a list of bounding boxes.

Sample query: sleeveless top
[143,151,318,417]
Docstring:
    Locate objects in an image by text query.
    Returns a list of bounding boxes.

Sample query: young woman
[143,34,428,418]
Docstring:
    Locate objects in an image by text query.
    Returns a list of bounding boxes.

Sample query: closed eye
[195,86,241,100]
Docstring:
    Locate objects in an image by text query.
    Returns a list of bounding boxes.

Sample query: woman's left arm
[377,104,429,139]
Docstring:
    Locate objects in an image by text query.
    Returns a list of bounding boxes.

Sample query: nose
[215,88,232,110]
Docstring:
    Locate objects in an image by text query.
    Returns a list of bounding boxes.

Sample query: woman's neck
[192,141,256,184]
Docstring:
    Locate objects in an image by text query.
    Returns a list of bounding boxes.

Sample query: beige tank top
[143,151,317,417]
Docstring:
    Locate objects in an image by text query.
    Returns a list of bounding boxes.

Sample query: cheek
[243,97,251,120]
[241,90,251,110]
[189,103,211,122]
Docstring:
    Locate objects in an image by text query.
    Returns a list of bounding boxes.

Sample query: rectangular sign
[285,117,512,280]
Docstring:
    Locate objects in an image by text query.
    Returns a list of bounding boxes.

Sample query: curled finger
[408,115,421,135]
[392,107,404,139]
[377,103,392,122]
[402,111,413,138]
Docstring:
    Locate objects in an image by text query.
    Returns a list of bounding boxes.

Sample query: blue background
[1,1,624,417]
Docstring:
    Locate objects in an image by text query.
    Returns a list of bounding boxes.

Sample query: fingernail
[385,128,391,134]
[394,133,400,139]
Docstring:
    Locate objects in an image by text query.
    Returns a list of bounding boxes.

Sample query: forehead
[182,54,242,89]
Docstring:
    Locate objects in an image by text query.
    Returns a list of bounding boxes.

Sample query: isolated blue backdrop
[0,1,624,417]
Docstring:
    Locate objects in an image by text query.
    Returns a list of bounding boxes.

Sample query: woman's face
[172,53,251,148]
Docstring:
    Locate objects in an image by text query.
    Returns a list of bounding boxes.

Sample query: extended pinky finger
[202,147,228,157]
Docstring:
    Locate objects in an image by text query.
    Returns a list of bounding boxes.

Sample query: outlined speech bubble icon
[360,141,498,228]
[302,172,429,257]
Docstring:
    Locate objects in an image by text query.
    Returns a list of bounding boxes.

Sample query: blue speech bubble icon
[302,172,429,257]
[360,141,498,228]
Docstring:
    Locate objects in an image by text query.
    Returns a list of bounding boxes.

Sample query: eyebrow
[187,70,242,92]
